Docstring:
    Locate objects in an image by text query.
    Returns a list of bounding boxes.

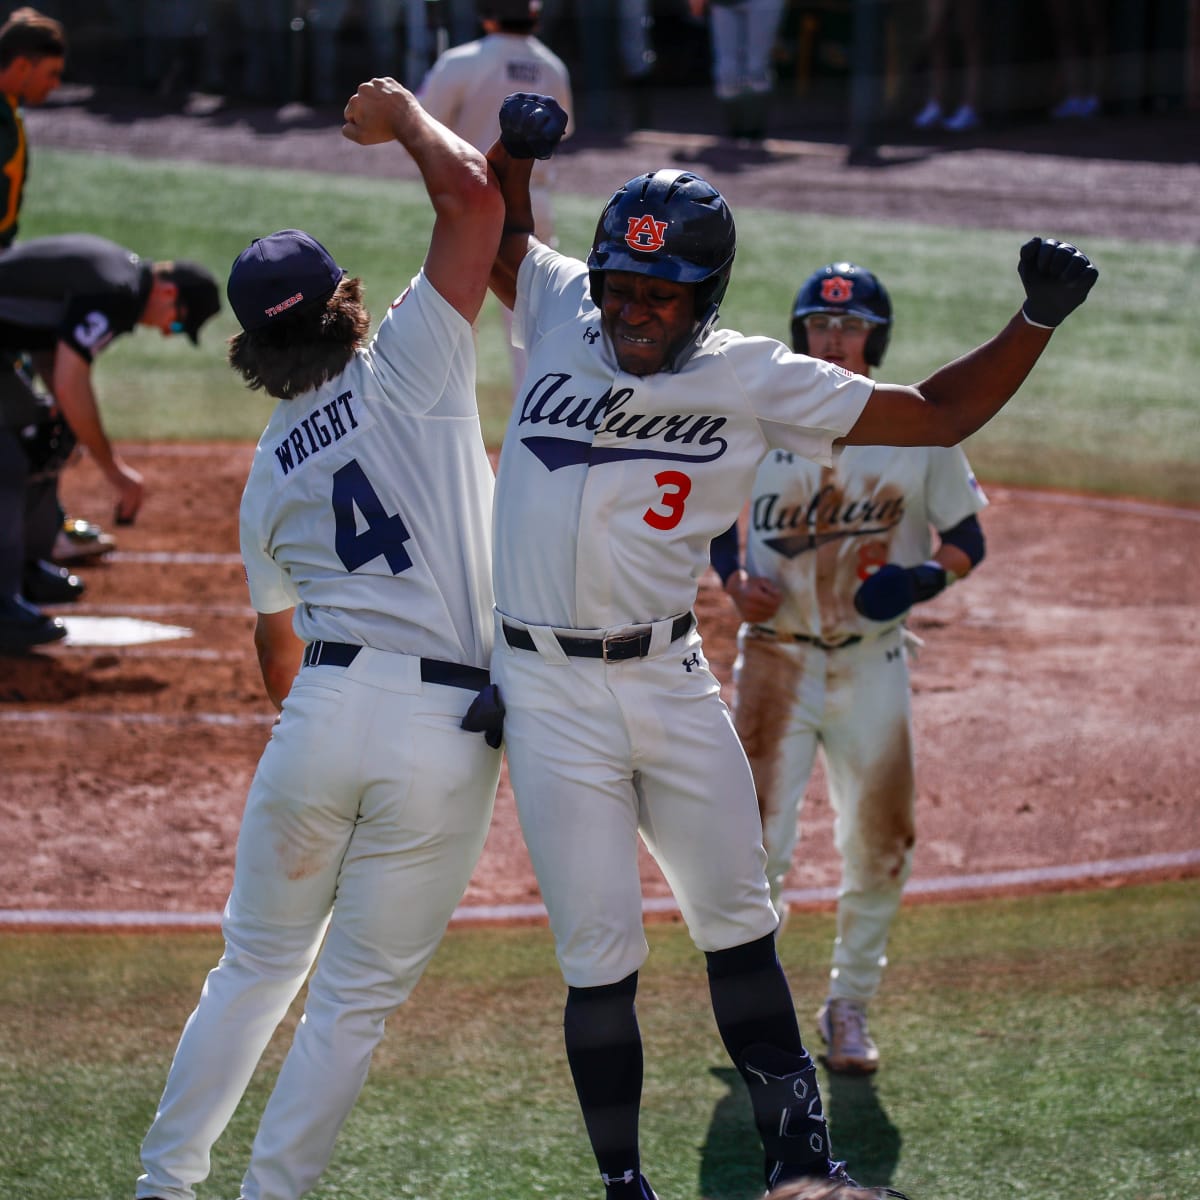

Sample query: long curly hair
[227,276,370,400]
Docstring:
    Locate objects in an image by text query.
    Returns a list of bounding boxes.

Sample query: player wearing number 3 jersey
[486,93,1097,1200]
[136,79,504,1200]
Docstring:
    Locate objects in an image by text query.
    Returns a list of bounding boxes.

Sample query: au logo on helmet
[820,276,854,303]
[625,214,668,253]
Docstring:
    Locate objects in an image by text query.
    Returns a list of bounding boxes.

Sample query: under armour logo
[682,652,701,672]
[583,326,600,343]
[625,214,668,252]
[887,647,901,661]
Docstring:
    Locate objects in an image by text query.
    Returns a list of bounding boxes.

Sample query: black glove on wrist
[1018,236,1099,328]
[853,562,948,623]
[498,92,568,160]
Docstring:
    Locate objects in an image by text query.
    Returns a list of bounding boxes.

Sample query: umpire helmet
[587,169,736,338]
[791,262,892,366]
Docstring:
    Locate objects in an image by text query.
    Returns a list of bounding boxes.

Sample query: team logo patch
[820,276,854,303]
[625,214,668,252]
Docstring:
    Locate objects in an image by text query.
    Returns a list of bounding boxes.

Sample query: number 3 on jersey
[644,470,692,531]
[332,459,413,574]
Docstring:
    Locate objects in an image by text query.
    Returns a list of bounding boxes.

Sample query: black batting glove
[1018,236,1099,328]
[853,562,948,622]
[499,92,568,160]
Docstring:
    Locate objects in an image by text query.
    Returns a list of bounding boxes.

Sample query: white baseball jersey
[742,444,988,643]
[494,242,876,631]
[418,33,574,241]
[732,444,986,1003]
[240,270,496,669]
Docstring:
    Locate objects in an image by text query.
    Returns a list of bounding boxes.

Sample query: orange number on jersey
[856,541,889,581]
[644,470,692,531]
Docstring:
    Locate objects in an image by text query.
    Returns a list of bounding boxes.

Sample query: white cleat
[816,998,880,1075]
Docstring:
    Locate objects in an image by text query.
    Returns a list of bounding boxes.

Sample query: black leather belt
[301,641,489,691]
[750,624,862,651]
[502,612,695,662]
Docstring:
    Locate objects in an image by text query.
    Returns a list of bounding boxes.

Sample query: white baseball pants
[137,647,500,1200]
[493,616,780,989]
[733,625,916,1003]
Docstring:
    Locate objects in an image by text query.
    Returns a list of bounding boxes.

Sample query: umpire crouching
[0,233,219,654]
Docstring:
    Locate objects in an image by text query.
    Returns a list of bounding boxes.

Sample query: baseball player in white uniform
[419,0,573,245]
[485,92,1095,1200]
[135,79,504,1200]
[711,262,988,1078]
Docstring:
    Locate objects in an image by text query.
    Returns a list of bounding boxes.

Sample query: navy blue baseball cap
[227,229,344,332]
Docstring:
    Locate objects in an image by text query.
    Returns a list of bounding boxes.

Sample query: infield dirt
[2,86,1197,921]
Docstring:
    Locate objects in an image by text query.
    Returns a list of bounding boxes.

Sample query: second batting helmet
[587,169,736,356]
[791,262,892,366]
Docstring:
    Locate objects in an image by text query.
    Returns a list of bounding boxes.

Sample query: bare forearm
[51,358,115,473]
[254,611,303,710]
[848,313,1051,447]
[486,139,538,308]
[343,79,492,212]
[913,312,1052,442]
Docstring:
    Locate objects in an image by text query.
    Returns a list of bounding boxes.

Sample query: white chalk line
[109,551,243,564]
[0,709,274,727]
[60,603,253,617]
[1,849,1196,931]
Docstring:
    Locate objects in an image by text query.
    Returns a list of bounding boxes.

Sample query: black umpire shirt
[0,233,153,363]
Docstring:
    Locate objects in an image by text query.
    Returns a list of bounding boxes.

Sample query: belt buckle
[601,628,647,662]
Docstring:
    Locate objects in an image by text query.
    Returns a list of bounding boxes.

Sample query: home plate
[59,615,195,646]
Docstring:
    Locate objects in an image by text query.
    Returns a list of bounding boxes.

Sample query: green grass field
[21,148,1200,502]
[3,882,1197,1199]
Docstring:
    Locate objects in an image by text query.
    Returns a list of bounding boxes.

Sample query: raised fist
[1018,236,1099,328]
[499,92,568,160]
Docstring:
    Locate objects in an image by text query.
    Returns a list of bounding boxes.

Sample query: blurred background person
[911,0,984,132]
[688,0,787,142]
[1047,0,1105,119]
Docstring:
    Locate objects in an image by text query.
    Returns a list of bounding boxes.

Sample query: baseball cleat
[828,1159,910,1198]
[816,999,880,1075]
[52,516,117,565]
[0,594,67,654]
[22,559,85,604]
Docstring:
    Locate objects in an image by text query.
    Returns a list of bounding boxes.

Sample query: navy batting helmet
[587,169,736,332]
[791,262,892,366]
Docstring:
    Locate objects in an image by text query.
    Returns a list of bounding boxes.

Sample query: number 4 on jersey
[332,459,413,574]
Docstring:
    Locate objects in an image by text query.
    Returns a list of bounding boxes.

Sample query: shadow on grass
[695,1066,902,1199]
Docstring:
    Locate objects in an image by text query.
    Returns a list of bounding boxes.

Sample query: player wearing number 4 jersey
[486,93,1097,1200]
[136,79,504,1200]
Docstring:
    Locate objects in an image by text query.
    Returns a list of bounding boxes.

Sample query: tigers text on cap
[227,229,344,331]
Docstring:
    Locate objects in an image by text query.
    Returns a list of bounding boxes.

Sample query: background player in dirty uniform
[135,77,504,1200]
[485,93,1095,1199]
[419,0,573,390]
[0,234,219,654]
[711,261,987,1075]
